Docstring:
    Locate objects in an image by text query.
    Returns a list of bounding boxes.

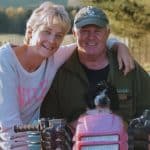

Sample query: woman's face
[30,24,65,58]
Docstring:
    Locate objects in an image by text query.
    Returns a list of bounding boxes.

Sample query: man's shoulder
[59,50,79,71]
[134,61,150,79]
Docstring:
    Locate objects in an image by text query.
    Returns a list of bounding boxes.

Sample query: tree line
[82,0,150,37]
[0,0,149,36]
[0,7,32,34]
[0,6,80,34]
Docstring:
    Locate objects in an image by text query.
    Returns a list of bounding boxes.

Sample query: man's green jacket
[40,49,150,123]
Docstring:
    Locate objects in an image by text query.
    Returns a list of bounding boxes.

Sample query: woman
[0,1,133,149]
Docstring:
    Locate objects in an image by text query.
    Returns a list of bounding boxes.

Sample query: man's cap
[74,6,109,28]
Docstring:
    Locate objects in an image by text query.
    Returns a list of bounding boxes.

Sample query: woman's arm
[54,43,76,68]
[107,38,135,75]
[0,56,22,141]
[113,42,134,75]
[55,38,134,75]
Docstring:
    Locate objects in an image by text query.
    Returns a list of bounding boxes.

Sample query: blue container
[27,131,41,150]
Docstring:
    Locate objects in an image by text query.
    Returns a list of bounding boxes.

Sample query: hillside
[0,0,149,9]
[1,0,36,8]
[0,0,81,8]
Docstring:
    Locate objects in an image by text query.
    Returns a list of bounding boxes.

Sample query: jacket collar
[63,48,89,84]
[63,47,119,84]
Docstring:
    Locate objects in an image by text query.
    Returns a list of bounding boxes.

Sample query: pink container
[73,112,128,150]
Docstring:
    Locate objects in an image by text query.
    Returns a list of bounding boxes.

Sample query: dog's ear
[85,81,109,109]
[106,82,119,111]
[95,81,120,111]
[85,83,97,109]
[85,81,119,111]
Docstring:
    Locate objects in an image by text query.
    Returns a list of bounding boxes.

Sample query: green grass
[137,0,150,8]
[0,34,75,45]
[0,0,69,8]
[0,34,24,45]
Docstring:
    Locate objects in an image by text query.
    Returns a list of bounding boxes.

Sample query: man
[40,6,150,124]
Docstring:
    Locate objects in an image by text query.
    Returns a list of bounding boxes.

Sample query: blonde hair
[24,1,71,44]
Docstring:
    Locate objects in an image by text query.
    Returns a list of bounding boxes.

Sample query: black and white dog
[85,81,119,114]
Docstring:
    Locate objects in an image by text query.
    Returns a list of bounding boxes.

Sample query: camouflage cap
[74,6,109,28]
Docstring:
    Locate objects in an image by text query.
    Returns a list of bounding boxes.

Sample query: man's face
[73,25,110,57]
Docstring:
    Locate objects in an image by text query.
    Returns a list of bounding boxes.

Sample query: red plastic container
[73,112,128,150]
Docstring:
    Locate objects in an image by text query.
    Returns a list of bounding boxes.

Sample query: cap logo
[86,6,97,16]
[82,6,100,18]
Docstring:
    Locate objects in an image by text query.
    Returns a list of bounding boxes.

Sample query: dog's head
[85,81,119,112]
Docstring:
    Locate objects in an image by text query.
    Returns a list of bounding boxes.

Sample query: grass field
[0,34,24,45]
[0,34,75,45]
[137,0,150,8]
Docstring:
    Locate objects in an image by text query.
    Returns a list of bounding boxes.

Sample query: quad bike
[72,111,128,150]
[128,109,150,150]
[14,109,150,150]
[14,118,72,150]
[14,81,150,150]
[14,81,129,150]
[14,114,128,150]
[72,84,128,150]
